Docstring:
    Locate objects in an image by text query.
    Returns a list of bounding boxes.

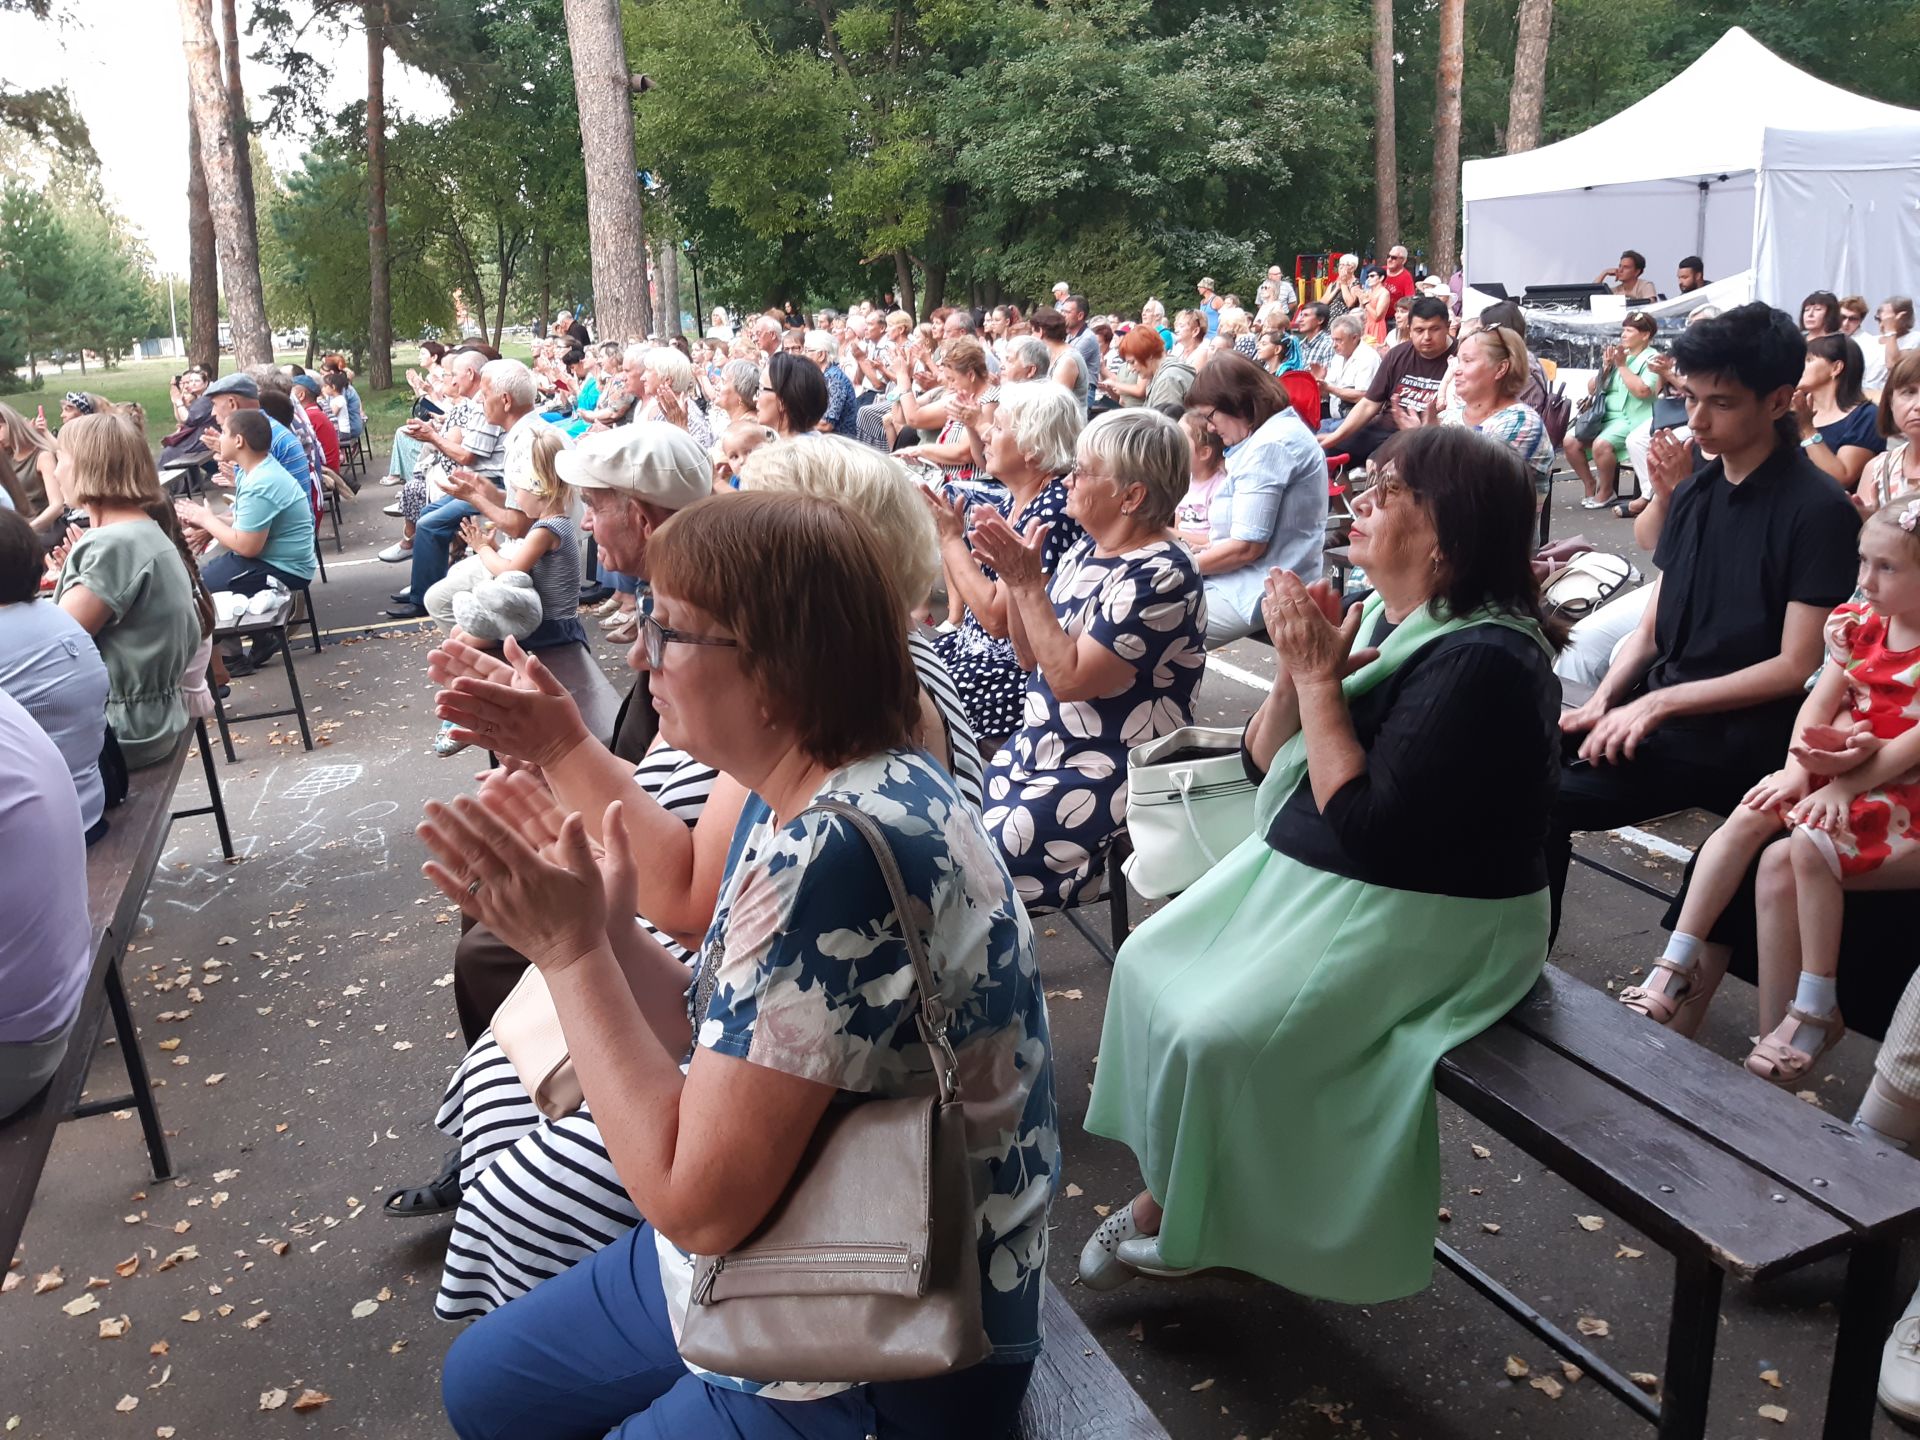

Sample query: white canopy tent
[1462,28,1920,310]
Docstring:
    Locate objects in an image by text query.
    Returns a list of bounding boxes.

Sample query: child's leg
[1753,838,1803,1034]
[1747,831,1848,1083]
[1790,827,1845,997]
[1625,805,1779,1024]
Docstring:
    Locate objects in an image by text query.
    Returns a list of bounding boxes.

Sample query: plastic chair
[1279,371,1322,432]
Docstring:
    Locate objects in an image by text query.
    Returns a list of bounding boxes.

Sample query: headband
[65,392,94,414]
[1899,499,1919,535]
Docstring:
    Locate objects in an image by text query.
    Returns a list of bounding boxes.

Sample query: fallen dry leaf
[202,1073,226,1087]
[179,1309,201,1323]
[1561,1362,1584,1384]
[1092,1204,1111,1217]
[1127,1321,1145,1342]
[1471,1143,1492,1159]
[1480,1222,1502,1235]
[1615,1245,1645,1260]
[156,1039,181,1052]
[98,1314,131,1339]
[114,1395,138,1413]
[212,1168,240,1183]
[1064,1183,1084,1199]
[150,1340,169,1357]
[171,1221,190,1235]
[269,1242,289,1257]
[33,1267,64,1295]
[1437,1206,1452,1222]
[259,1388,288,1411]
[86,1276,112,1290]
[1576,1316,1611,1338]
[1529,1375,1564,1400]
[62,1293,101,1317]
[1630,1371,1660,1392]
[158,1429,176,1438]
[291,1390,331,1413]
[114,1255,140,1279]
[389,1340,408,1354]
[1504,1355,1530,1378]
[1575,1215,1605,1232]
[155,1246,197,1272]
[350,1299,380,1319]
[1189,1378,1215,1393]
[1760,1368,1782,1388]
[1758,1403,1789,1423]
[242,1310,271,1329]
[375,1286,393,1303]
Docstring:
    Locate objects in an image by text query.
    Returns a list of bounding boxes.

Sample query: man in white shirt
[1317,315,1381,433]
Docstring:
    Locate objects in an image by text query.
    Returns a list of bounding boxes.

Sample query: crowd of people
[8,248,1920,1435]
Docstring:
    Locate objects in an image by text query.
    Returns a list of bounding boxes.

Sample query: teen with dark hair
[1318,295,1455,464]
[1550,303,1861,942]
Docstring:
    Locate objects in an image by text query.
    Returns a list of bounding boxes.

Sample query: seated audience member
[1295,302,1335,372]
[757,350,830,439]
[175,408,318,602]
[1030,306,1090,404]
[1184,353,1330,646]
[381,349,501,568]
[1170,307,1209,364]
[1079,426,1563,1301]
[633,346,714,452]
[1175,411,1230,548]
[53,413,200,767]
[896,336,998,488]
[803,330,860,438]
[1597,248,1657,301]
[1676,256,1708,294]
[1615,499,1920,1083]
[973,408,1204,908]
[1565,311,1659,510]
[322,368,362,442]
[424,493,1054,1440]
[0,688,92,1121]
[290,373,342,474]
[0,398,65,535]
[1430,325,1553,508]
[257,377,328,515]
[1802,290,1843,338]
[1859,350,1920,517]
[1001,335,1052,385]
[1868,297,1920,394]
[1794,335,1884,490]
[1319,295,1454,464]
[1859,955,1920,1425]
[0,509,109,840]
[1099,326,1194,410]
[204,372,316,513]
[1319,314,1381,435]
[1550,304,1861,939]
[928,381,1086,741]
[714,418,776,489]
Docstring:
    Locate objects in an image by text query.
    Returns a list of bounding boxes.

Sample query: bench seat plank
[1015,1284,1171,1439]
[1508,967,1920,1237]
[537,642,623,749]
[1439,1021,1851,1281]
[0,733,190,1263]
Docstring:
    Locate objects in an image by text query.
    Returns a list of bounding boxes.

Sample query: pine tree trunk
[179,0,271,367]
[365,0,393,390]
[1429,0,1464,278]
[657,237,681,338]
[538,243,552,342]
[892,248,916,321]
[219,0,259,248]
[1371,0,1399,255]
[1507,0,1553,153]
[923,264,947,316]
[563,0,653,341]
[185,91,221,375]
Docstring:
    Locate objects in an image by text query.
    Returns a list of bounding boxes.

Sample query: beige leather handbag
[491,965,583,1122]
[675,798,991,1385]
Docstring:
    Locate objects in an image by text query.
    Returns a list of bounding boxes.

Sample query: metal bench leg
[278,625,314,750]
[1106,846,1130,952]
[1657,1256,1723,1440]
[312,529,329,583]
[194,718,234,859]
[103,957,173,1182]
[1824,1239,1903,1440]
[211,676,238,762]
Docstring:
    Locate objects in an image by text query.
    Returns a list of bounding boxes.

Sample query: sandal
[1618,959,1711,1028]
[1746,1006,1845,1086]
[604,617,639,646]
[383,1148,463,1218]
[1078,1202,1147,1292]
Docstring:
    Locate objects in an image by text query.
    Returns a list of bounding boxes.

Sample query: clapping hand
[475,770,642,917]
[440,467,484,504]
[656,383,688,429]
[458,516,495,553]
[968,512,1049,589]
[1262,569,1378,687]
[435,636,592,768]
[918,484,969,544]
[1644,428,1691,504]
[174,497,212,531]
[1790,720,1882,776]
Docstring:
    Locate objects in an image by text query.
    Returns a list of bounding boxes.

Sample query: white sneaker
[379,474,404,486]
[1879,1285,1920,1423]
[1115,1233,1203,1281]
[383,501,405,517]
[1077,1205,1146,1292]
[378,543,413,563]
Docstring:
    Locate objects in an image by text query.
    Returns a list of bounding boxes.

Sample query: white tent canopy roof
[1463,28,1920,204]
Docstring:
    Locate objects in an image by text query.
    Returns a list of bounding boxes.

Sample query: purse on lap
[1122,726,1260,899]
[491,965,582,1122]
[674,797,990,1384]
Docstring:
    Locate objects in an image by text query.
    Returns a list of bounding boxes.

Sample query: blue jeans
[442,1222,1033,1440]
[202,550,309,597]
[408,495,484,604]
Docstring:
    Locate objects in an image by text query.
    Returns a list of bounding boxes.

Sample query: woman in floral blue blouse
[973,408,1207,909]
[422,490,1057,1440]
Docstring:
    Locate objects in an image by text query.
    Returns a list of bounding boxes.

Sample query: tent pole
[1696,180,1710,257]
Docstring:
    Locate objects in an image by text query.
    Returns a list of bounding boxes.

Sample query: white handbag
[1121,727,1259,900]
[1542,551,1639,620]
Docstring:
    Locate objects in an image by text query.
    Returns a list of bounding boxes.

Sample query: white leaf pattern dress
[982,535,1205,909]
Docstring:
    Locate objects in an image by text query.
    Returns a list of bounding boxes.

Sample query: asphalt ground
[4,469,1907,1439]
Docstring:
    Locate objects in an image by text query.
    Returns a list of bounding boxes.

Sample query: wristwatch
[1801,432,1824,449]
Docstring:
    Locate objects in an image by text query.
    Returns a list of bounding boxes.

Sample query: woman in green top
[1565,311,1661,509]
[52,412,199,768]
[1079,428,1566,1304]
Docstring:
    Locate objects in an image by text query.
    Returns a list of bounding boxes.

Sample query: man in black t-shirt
[1548,304,1860,940]
[1318,295,1454,464]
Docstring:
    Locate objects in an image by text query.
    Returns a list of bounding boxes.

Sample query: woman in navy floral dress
[973,409,1207,909]
[929,381,1088,741]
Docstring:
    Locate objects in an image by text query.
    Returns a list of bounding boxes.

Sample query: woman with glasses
[970,408,1205,910]
[1079,426,1564,1304]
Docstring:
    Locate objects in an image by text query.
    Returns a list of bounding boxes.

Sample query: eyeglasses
[640,612,738,669]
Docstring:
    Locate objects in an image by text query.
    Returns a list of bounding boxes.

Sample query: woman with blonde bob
[0,398,62,530]
[52,412,199,767]
[429,490,1056,1440]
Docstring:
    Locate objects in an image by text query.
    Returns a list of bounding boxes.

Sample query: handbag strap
[811,798,962,1108]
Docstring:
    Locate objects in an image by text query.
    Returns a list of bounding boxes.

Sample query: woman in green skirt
[1081,426,1566,1303]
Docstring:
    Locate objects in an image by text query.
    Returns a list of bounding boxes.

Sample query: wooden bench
[1438,965,1920,1439]
[1014,1283,1171,1439]
[0,730,189,1264]
[539,640,623,744]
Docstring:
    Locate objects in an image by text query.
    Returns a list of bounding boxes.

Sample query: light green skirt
[1085,836,1546,1304]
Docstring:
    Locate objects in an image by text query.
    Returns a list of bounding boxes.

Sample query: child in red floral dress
[1619,498,1920,1082]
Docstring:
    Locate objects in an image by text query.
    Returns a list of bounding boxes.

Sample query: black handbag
[1572,365,1611,444]
[1651,394,1688,431]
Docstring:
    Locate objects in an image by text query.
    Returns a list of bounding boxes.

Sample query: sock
[1854,1115,1912,1152]
[1660,932,1703,971]
[1794,971,1839,1018]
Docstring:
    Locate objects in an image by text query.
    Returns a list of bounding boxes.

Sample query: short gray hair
[722,359,760,405]
[802,329,839,362]
[621,342,650,369]
[480,358,536,410]
[643,346,694,395]
[1078,408,1188,529]
[994,380,1084,475]
[1006,336,1050,379]
[445,348,487,378]
[1331,313,1364,339]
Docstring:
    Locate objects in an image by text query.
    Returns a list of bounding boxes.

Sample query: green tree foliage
[0,179,156,388]
[0,0,93,161]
